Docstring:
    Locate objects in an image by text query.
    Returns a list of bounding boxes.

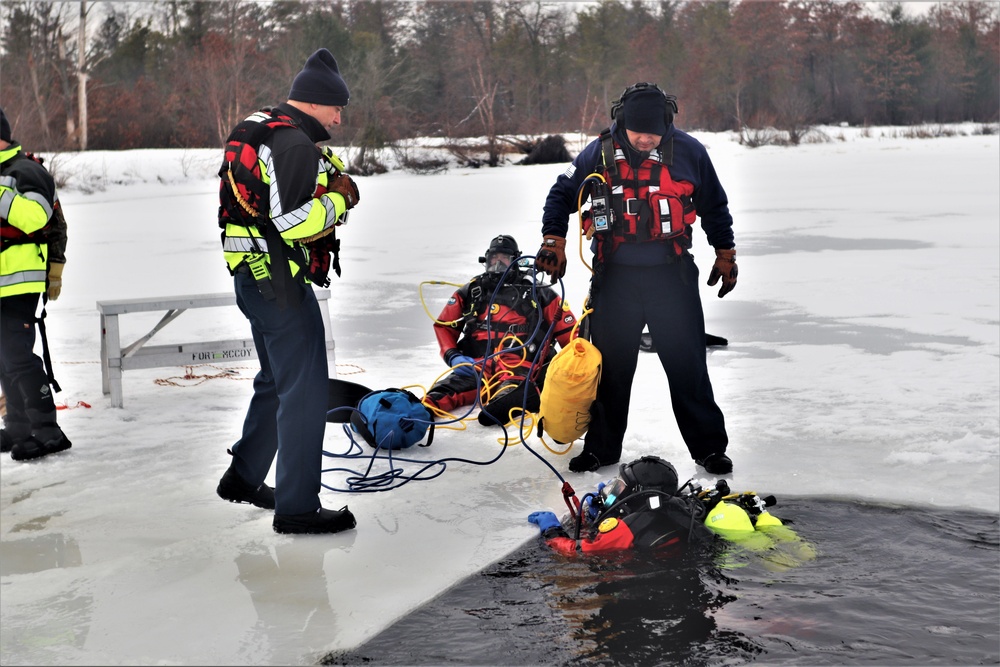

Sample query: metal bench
[96,291,334,408]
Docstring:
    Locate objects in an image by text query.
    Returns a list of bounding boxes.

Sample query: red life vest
[596,130,697,260]
[217,108,300,230]
[217,108,339,287]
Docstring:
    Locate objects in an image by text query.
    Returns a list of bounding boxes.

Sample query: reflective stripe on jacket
[219,105,346,278]
[604,140,698,257]
[1,144,55,297]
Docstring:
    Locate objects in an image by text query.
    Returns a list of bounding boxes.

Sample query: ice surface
[2,125,997,665]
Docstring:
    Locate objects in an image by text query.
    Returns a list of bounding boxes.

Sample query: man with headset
[534,83,738,476]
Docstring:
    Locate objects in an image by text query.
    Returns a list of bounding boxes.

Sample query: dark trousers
[0,293,59,439]
[231,271,328,515]
[584,258,728,463]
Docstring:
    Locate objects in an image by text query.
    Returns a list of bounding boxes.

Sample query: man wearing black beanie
[0,109,11,143]
[288,48,351,108]
[216,49,361,535]
[535,82,738,477]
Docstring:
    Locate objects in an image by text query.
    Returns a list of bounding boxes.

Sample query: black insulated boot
[10,432,72,461]
[697,452,733,475]
[17,380,69,461]
[478,381,540,426]
[568,450,617,473]
[1,424,29,453]
[217,466,276,510]
[273,506,356,535]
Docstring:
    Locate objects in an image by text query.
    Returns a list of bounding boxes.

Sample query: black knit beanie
[0,108,11,143]
[288,49,350,106]
[621,88,667,135]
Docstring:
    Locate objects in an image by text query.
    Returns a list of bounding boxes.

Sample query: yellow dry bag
[538,337,602,443]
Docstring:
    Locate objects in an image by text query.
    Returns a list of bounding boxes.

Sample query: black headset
[610,82,679,128]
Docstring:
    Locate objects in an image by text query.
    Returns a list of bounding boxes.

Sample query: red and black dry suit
[541,493,715,555]
[541,123,733,466]
[427,268,578,414]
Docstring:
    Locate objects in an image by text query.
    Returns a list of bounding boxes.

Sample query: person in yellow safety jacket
[218,105,357,296]
[215,49,360,536]
[528,456,813,568]
[0,107,73,461]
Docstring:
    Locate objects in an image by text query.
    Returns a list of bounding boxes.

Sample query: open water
[325,497,999,666]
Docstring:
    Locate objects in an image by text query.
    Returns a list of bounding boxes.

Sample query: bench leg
[103,314,124,408]
[100,313,110,395]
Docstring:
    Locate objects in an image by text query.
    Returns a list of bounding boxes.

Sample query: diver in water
[528,455,793,556]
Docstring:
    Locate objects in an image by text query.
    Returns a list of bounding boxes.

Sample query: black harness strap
[599,129,617,178]
[36,302,61,393]
[220,109,308,310]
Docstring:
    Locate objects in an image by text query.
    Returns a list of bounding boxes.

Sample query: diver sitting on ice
[528,456,811,561]
[424,234,578,425]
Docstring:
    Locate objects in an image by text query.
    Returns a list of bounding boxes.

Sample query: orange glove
[535,235,567,279]
[707,248,737,298]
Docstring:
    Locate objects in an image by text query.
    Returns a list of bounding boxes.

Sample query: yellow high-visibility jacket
[0,143,56,298]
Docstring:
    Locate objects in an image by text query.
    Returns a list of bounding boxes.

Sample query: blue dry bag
[350,388,435,450]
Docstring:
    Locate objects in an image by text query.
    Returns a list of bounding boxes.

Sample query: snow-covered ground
[1,124,998,665]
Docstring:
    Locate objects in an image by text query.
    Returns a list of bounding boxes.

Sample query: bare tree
[469,58,502,166]
[4,1,66,149]
[77,1,90,150]
[4,0,996,149]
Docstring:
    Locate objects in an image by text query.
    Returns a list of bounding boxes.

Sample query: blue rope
[321,257,571,493]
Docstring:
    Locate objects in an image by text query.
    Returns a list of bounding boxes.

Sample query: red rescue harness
[217,108,299,229]
[217,108,340,288]
[596,130,697,261]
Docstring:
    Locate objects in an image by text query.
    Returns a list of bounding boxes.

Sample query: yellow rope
[576,172,607,275]
[418,280,466,326]
[488,409,575,455]
[411,379,476,433]
[227,168,262,219]
[154,362,367,387]
[154,364,253,387]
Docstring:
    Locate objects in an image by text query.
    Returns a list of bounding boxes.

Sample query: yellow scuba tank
[537,332,602,444]
[705,500,777,552]
[706,497,817,571]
